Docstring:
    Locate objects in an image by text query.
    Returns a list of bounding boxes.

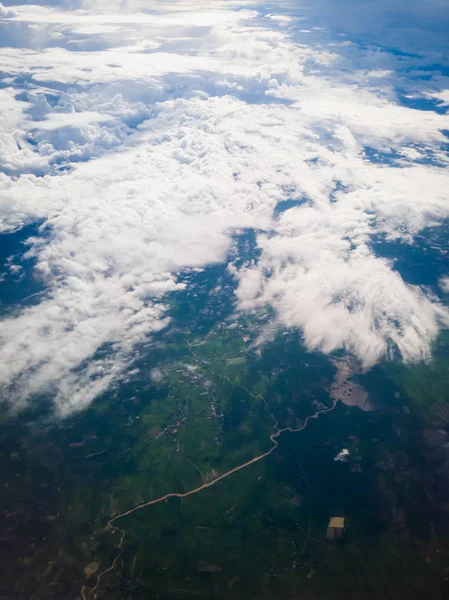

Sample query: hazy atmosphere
[1,2,449,599]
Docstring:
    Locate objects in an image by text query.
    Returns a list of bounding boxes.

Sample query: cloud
[235,232,449,367]
[425,89,449,107]
[0,0,449,415]
[0,2,16,17]
[440,277,449,294]
[334,448,349,462]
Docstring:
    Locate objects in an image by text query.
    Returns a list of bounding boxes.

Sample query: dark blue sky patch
[0,223,47,313]
[397,93,448,115]
[363,146,404,166]
[169,229,262,332]
[370,224,449,291]
[330,180,350,203]
[363,145,447,168]
[273,197,310,217]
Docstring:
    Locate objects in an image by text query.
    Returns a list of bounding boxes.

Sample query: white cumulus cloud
[0,0,449,415]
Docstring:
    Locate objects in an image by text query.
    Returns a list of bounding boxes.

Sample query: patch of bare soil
[330,358,373,411]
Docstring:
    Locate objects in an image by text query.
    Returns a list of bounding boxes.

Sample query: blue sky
[0,0,448,415]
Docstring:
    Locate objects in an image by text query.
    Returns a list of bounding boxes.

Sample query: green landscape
[2,255,449,600]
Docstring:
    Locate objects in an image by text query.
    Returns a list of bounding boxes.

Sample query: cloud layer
[1,1,449,414]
